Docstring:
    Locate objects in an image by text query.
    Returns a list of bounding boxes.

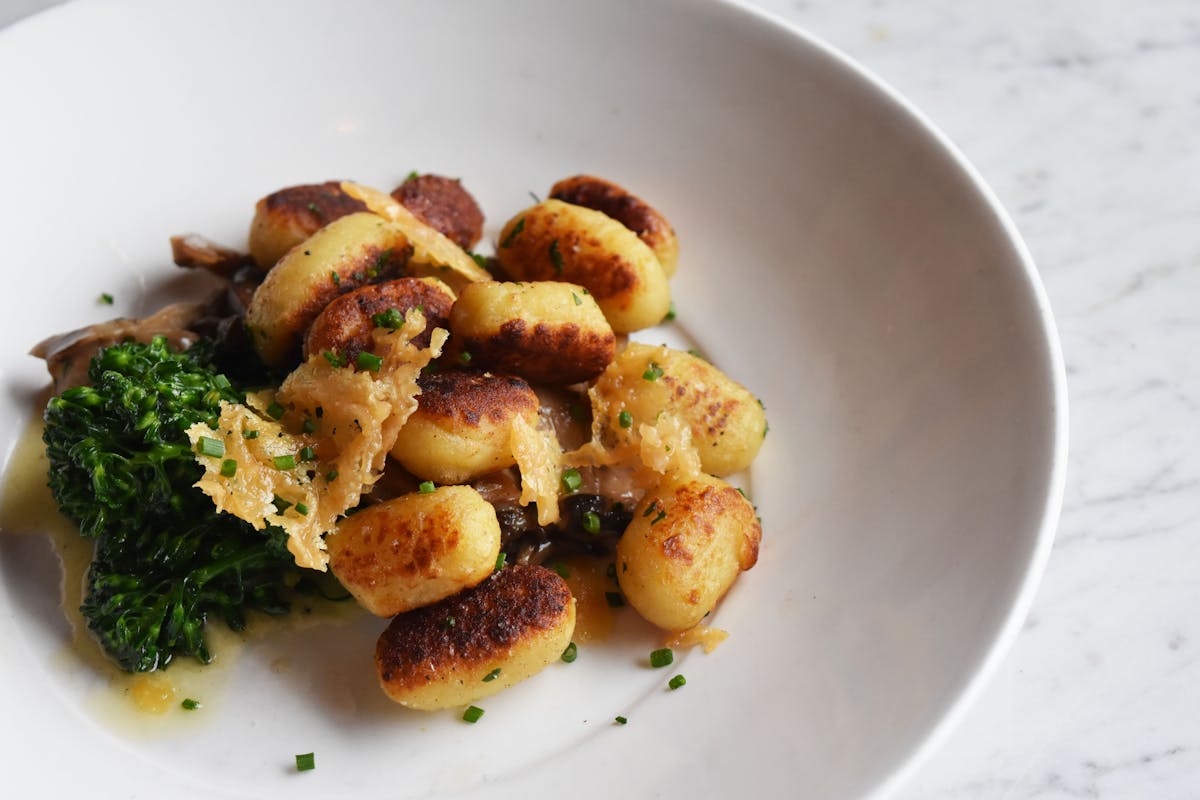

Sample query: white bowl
[0,1,1066,798]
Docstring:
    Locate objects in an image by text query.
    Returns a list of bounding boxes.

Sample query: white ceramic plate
[0,1,1066,797]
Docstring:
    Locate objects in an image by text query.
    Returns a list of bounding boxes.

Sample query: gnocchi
[327,486,501,617]
[448,280,615,386]
[616,473,761,631]
[495,199,670,333]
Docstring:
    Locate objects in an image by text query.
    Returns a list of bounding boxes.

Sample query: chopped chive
[614,715,628,725]
[501,217,525,247]
[331,270,341,286]
[572,291,582,306]
[582,511,601,534]
[325,469,339,482]
[323,350,346,368]
[418,481,436,494]
[686,348,705,360]
[295,752,315,772]
[294,502,309,516]
[370,248,394,277]
[243,429,259,439]
[560,467,582,494]
[197,436,225,458]
[618,410,633,429]
[299,446,316,462]
[181,698,201,711]
[220,458,238,478]
[561,642,578,663]
[470,251,490,269]
[267,400,285,419]
[649,648,674,668]
[668,674,687,690]
[462,705,485,723]
[552,562,571,579]
[372,308,405,329]
[642,501,658,517]
[404,170,419,182]
[213,374,232,390]
[98,292,114,305]
[549,239,564,274]
[494,552,507,571]
[306,201,319,213]
[273,454,296,470]
[664,302,676,322]
[356,351,383,372]
[605,591,625,608]
[458,350,472,364]
[482,668,501,682]
[651,510,667,525]
[642,361,664,381]
[302,418,316,434]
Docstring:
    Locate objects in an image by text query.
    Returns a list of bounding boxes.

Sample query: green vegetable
[181,698,201,710]
[668,674,687,690]
[371,308,405,330]
[42,336,294,672]
[560,467,582,493]
[418,480,436,494]
[463,705,485,723]
[614,715,628,725]
[561,642,578,663]
[356,351,383,372]
[295,752,315,771]
[482,668,501,682]
[649,648,674,668]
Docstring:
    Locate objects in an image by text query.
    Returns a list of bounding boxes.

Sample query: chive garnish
[614,716,628,725]
[331,270,341,286]
[552,562,570,579]
[243,429,259,439]
[458,351,472,364]
[98,292,114,305]
[642,362,664,381]
[267,400,285,419]
[273,454,296,470]
[582,511,601,534]
[561,467,582,493]
[294,502,309,516]
[356,351,383,372]
[372,308,405,329]
[549,239,564,274]
[462,706,485,723]
[561,642,578,663]
[418,481,436,494]
[501,217,525,247]
[295,752,315,771]
[668,674,686,690]
[494,552,507,571]
[181,698,201,710]
[325,469,339,482]
[482,668,501,682]
[197,436,224,458]
[664,302,676,322]
[220,458,238,478]
[649,648,674,668]
[323,350,346,368]
[572,291,582,306]
[618,410,633,429]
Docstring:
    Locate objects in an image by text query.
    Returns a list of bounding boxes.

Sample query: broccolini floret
[43,336,294,672]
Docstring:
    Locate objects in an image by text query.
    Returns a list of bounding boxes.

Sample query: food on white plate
[35,171,767,714]
[495,198,671,332]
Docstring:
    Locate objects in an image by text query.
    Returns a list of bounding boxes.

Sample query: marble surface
[3,1,1196,797]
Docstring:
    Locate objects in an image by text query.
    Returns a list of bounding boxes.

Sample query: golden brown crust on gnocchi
[303,277,454,363]
[590,343,767,476]
[389,369,541,483]
[391,174,485,251]
[249,181,369,269]
[616,473,760,631]
[375,564,576,709]
[549,175,679,277]
[449,281,615,385]
[327,486,501,617]
[495,200,670,333]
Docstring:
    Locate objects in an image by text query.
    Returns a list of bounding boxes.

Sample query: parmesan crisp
[188,312,445,570]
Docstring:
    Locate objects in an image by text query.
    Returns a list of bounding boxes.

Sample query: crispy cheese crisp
[188,312,445,570]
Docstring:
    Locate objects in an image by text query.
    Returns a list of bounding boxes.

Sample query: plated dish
[0,1,1066,798]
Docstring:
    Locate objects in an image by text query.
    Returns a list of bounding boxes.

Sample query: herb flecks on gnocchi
[188,172,766,709]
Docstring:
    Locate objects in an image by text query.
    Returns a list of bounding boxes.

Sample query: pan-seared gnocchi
[449,280,615,385]
[375,564,575,709]
[591,342,767,476]
[495,199,670,333]
[389,369,540,484]
[616,473,761,631]
[327,486,501,617]
[155,172,768,715]
[549,175,679,278]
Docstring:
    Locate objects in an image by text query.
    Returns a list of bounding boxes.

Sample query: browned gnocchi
[448,280,615,385]
[155,172,768,714]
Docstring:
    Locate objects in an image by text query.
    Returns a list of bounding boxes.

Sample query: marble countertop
[4,1,1196,797]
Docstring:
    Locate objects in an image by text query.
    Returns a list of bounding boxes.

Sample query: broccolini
[43,336,294,671]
